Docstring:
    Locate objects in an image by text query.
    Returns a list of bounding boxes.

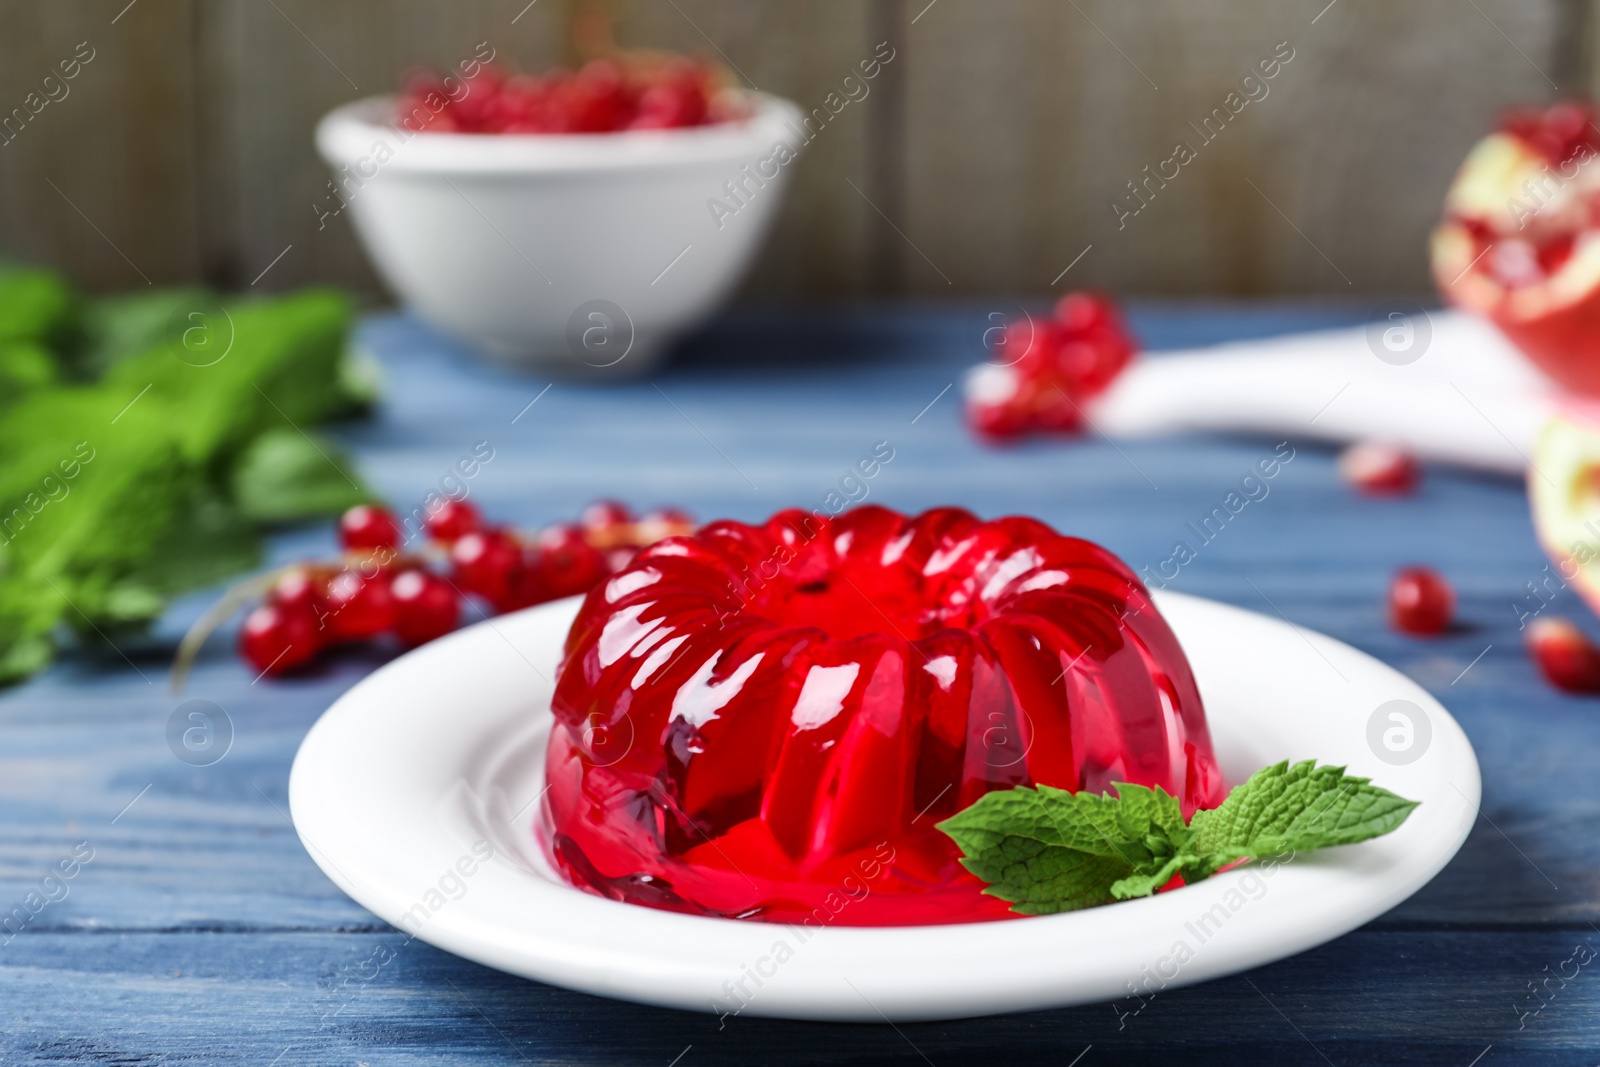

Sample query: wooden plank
[898,0,1572,298]
[0,929,1593,1063]
[0,305,1594,1057]
[193,0,573,293]
[193,0,876,300]
[0,0,200,290]
[0,306,1589,936]
[0,0,1592,300]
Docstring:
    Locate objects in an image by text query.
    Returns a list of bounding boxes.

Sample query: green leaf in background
[68,286,213,380]
[938,762,1419,915]
[102,288,356,465]
[0,268,78,350]
[127,485,264,598]
[0,388,191,586]
[0,264,374,686]
[231,426,368,523]
[0,341,59,392]
[0,574,65,683]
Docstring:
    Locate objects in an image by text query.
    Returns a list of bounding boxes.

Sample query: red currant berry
[582,500,633,531]
[390,569,460,646]
[324,568,396,641]
[498,550,552,612]
[1388,566,1455,635]
[269,566,329,614]
[450,528,522,603]
[636,507,695,543]
[239,602,321,675]
[1339,441,1420,496]
[340,505,401,552]
[426,498,483,543]
[533,523,610,599]
[1527,617,1600,693]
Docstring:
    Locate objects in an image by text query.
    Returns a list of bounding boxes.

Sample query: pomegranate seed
[239,602,320,675]
[533,523,610,599]
[323,568,396,641]
[426,498,482,543]
[390,569,460,646]
[340,505,401,552]
[1054,291,1111,333]
[1527,618,1600,692]
[1388,566,1455,635]
[1339,441,1420,496]
[450,528,522,603]
[964,292,1135,441]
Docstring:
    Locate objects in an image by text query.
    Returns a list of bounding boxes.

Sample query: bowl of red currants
[316,54,801,377]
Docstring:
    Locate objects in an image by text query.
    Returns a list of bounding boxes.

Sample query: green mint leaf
[937,785,1149,914]
[1110,853,1202,900]
[938,762,1420,916]
[1190,759,1420,864]
[937,783,1202,914]
[1107,781,1187,840]
[70,287,211,379]
[0,268,78,351]
[230,427,367,523]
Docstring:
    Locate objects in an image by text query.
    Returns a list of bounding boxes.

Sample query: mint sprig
[936,760,1419,915]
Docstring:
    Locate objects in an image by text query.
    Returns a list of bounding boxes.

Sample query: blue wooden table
[3,303,1594,1065]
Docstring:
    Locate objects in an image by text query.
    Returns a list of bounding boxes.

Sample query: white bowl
[316,93,802,376]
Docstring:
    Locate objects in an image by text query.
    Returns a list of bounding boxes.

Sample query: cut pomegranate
[1527,617,1600,692]
[1339,441,1421,495]
[1388,566,1455,636]
[1432,99,1600,395]
[542,505,1226,926]
[964,293,1137,441]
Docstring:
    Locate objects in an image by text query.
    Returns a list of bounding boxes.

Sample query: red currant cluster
[397,57,735,135]
[963,293,1137,441]
[237,500,693,677]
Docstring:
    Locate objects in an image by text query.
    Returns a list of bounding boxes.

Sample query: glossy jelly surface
[541,506,1226,925]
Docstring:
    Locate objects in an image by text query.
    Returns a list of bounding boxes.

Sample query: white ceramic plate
[289,591,1480,1022]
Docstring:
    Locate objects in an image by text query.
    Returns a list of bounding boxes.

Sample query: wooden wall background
[0,0,1593,302]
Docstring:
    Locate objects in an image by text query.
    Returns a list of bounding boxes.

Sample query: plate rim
[289,590,1481,1022]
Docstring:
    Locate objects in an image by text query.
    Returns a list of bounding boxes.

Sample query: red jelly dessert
[963,293,1137,441]
[1432,100,1600,395]
[542,506,1226,925]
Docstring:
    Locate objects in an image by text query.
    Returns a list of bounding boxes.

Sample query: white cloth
[1091,311,1556,475]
